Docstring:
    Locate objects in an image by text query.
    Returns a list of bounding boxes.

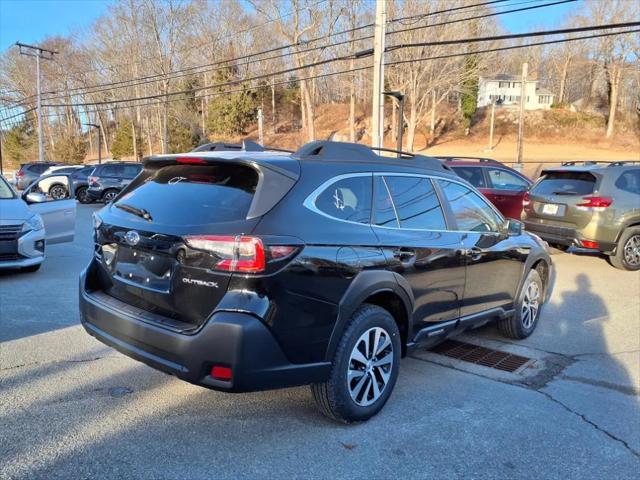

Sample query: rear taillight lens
[580,239,600,249]
[185,235,266,273]
[88,175,98,185]
[576,196,612,210]
[176,157,207,165]
[16,171,24,178]
[522,192,531,207]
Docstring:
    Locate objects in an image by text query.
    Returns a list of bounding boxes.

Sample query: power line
[30,26,640,120]
[37,0,565,103]
[41,20,635,110]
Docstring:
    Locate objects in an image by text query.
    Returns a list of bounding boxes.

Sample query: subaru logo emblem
[124,230,140,246]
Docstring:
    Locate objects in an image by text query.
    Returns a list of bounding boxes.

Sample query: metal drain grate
[431,340,531,373]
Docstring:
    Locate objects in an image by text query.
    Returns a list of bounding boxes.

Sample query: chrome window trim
[302,171,506,233]
[302,172,374,227]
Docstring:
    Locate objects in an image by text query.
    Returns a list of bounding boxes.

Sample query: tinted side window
[123,164,141,179]
[615,169,640,194]
[487,168,529,191]
[451,166,486,188]
[315,176,372,224]
[373,176,398,227]
[438,180,502,232]
[384,176,446,230]
[99,165,121,176]
[31,164,50,174]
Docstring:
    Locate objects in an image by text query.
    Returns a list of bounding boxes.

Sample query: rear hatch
[91,155,299,331]
[524,170,601,229]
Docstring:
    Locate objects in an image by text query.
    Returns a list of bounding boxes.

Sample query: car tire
[498,269,543,340]
[609,227,640,271]
[49,184,68,200]
[102,189,119,203]
[76,187,92,204]
[311,304,401,423]
[22,263,41,273]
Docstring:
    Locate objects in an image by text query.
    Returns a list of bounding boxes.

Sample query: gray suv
[86,162,143,203]
[522,162,640,270]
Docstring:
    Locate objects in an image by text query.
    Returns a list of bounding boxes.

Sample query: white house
[477,74,555,110]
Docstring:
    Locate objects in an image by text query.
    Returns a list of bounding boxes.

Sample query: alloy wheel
[103,191,117,203]
[521,281,540,329]
[347,327,394,407]
[623,234,640,267]
[50,186,67,199]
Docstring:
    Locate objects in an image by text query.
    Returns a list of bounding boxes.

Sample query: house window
[498,81,509,88]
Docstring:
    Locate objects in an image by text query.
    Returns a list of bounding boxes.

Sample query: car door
[23,175,76,244]
[484,167,531,219]
[371,174,465,335]
[436,179,527,321]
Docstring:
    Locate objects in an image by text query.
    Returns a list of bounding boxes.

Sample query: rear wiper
[551,191,579,195]
[115,203,152,221]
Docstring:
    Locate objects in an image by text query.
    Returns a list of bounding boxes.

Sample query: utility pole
[16,42,57,163]
[487,100,496,152]
[516,62,528,166]
[371,0,386,150]
[257,108,264,146]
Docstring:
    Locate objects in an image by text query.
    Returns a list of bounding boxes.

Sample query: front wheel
[102,189,119,203]
[311,304,401,423]
[499,269,544,339]
[609,228,640,271]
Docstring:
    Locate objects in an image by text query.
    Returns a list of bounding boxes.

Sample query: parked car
[0,173,76,272]
[38,165,84,199]
[40,165,96,203]
[439,157,533,220]
[80,141,554,423]
[86,162,143,203]
[522,161,640,270]
[15,161,60,190]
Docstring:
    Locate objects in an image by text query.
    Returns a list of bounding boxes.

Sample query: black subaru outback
[80,141,554,423]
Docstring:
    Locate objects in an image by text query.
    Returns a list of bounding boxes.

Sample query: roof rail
[607,161,640,167]
[437,156,500,163]
[560,161,603,166]
[292,140,450,171]
[191,139,293,153]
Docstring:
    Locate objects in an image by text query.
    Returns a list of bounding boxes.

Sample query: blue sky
[0,0,582,53]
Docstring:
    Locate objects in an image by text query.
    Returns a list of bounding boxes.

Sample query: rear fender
[324,270,414,361]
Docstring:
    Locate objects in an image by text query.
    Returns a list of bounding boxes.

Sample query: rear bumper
[79,267,330,392]
[86,188,104,201]
[524,222,615,253]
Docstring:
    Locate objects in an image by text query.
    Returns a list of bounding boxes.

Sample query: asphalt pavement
[1,204,639,479]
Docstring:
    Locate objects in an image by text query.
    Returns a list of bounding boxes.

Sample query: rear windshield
[115,164,258,225]
[532,171,596,196]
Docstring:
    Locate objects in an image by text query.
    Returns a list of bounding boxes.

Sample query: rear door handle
[393,249,416,262]
[466,247,484,261]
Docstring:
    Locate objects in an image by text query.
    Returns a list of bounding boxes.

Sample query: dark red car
[438,157,533,219]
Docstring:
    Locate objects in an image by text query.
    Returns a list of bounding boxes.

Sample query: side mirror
[506,219,523,236]
[25,192,47,203]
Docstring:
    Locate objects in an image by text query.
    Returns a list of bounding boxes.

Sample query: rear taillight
[88,175,98,185]
[185,235,266,273]
[16,171,24,178]
[580,239,600,249]
[576,196,612,211]
[176,157,207,165]
[211,365,232,381]
[522,192,531,207]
